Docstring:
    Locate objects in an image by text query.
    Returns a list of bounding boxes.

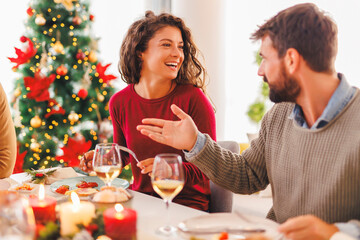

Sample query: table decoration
[25,168,57,184]
[29,184,57,224]
[103,203,137,240]
[59,192,95,236]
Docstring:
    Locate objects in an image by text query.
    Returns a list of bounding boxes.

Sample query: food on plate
[55,185,70,194]
[76,181,98,188]
[14,183,34,191]
[92,187,132,203]
[65,187,99,197]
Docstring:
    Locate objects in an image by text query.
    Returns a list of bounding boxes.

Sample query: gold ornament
[30,115,42,128]
[97,93,105,102]
[88,51,97,63]
[54,0,76,11]
[68,111,79,122]
[30,142,41,152]
[53,41,64,54]
[14,88,21,98]
[35,14,46,26]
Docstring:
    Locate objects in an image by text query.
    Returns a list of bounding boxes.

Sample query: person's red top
[109,84,216,211]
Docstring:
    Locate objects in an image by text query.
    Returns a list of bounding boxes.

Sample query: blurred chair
[209,141,240,213]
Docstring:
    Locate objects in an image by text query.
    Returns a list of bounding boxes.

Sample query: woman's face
[139,26,184,82]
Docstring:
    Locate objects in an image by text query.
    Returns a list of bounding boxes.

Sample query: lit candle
[29,184,57,224]
[59,192,95,236]
[103,203,137,240]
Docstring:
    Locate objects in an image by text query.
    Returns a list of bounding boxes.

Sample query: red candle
[29,184,56,224]
[103,204,137,240]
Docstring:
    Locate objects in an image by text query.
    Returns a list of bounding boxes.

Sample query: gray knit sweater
[188,90,360,225]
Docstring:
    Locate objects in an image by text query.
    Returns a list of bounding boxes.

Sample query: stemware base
[156,225,177,236]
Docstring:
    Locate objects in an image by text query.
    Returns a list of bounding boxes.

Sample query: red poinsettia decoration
[44,99,65,118]
[13,145,27,174]
[96,63,117,84]
[8,36,37,70]
[56,136,92,167]
[24,70,55,102]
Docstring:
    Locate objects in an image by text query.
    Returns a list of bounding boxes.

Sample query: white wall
[1,1,359,144]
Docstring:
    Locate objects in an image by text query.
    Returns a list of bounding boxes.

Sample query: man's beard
[264,64,301,103]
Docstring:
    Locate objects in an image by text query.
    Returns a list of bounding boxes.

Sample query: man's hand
[79,150,94,173]
[137,104,198,151]
[278,215,339,240]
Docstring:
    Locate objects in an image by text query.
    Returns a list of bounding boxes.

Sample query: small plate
[178,213,279,239]
[50,176,129,194]
[9,182,38,194]
[0,179,10,190]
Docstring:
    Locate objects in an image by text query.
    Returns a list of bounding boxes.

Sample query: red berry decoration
[89,14,94,21]
[20,36,27,43]
[76,50,86,60]
[78,88,88,99]
[27,7,34,17]
[56,65,68,76]
[35,173,44,177]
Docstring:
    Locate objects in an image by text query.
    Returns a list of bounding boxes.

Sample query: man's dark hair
[251,3,338,73]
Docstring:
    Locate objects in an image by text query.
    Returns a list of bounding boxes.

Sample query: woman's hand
[79,150,94,172]
[137,158,154,176]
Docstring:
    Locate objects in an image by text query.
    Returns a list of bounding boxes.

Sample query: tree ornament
[55,136,92,167]
[35,14,46,26]
[89,14,94,21]
[77,88,88,99]
[97,93,104,102]
[30,142,41,152]
[76,50,85,60]
[68,111,79,123]
[14,88,22,98]
[23,69,55,102]
[8,36,37,70]
[27,7,34,17]
[54,0,76,11]
[56,65,68,76]
[53,41,64,54]
[72,15,82,25]
[30,115,42,128]
[96,63,117,84]
[88,51,97,63]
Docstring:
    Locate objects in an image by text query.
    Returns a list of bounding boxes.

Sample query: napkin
[44,167,78,185]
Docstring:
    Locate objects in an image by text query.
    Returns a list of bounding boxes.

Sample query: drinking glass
[0,191,36,240]
[151,153,185,236]
[92,143,122,187]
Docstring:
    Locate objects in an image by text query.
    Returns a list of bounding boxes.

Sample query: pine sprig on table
[25,168,57,184]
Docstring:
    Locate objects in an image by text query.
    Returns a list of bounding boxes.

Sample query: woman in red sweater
[80,11,216,211]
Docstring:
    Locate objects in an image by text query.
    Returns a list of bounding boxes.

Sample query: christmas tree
[8,0,118,173]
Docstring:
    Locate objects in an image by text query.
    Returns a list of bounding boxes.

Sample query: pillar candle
[59,192,95,236]
[103,204,137,240]
[28,184,56,224]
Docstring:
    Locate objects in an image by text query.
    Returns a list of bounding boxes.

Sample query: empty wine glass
[0,191,36,240]
[92,143,122,187]
[151,153,185,236]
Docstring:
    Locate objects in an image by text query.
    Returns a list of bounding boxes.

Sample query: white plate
[0,179,10,190]
[178,213,280,239]
[9,183,38,194]
[50,176,129,194]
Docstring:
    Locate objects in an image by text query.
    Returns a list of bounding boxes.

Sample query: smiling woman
[80,10,216,212]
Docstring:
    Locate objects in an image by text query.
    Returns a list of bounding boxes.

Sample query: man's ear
[284,48,300,74]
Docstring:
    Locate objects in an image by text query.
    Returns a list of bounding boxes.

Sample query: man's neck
[296,71,339,127]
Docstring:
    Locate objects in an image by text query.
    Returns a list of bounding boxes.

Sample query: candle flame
[39,184,45,201]
[70,192,80,211]
[115,203,124,213]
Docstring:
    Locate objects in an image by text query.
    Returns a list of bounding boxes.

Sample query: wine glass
[0,191,36,240]
[151,153,185,236]
[92,143,122,187]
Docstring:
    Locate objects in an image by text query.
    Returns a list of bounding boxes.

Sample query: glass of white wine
[92,143,122,187]
[151,153,185,236]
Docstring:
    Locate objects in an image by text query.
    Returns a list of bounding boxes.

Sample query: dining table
[6,169,208,240]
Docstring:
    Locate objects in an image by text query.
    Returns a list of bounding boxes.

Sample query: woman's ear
[285,48,300,74]
[137,51,143,60]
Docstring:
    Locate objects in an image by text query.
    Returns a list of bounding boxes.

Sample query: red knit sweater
[109,84,216,211]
